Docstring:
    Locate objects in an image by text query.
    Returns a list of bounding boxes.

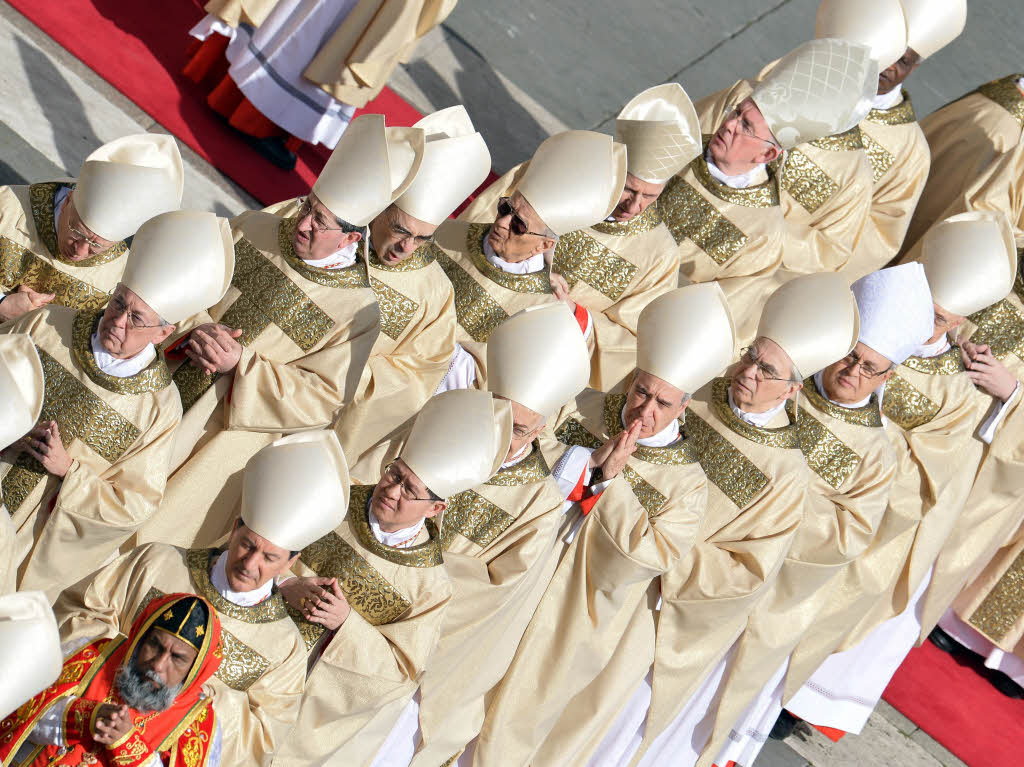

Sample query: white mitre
[815,0,908,70]
[637,283,736,394]
[899,0,967,59]
[750,38,878,150]
[758,273,860,376]
[852,264,934,365]
[74,133,184,242]
[0,334,43,450]
[395,106,492,226]
[312,114,425,227]
[0,591,62,720]
[241,431,350,552]
[119,210,234,324]
[615,83,702,184]
[400,390,513,499]
[486,303,591,417]
[921,211,1017,317]
[515,130,628,236]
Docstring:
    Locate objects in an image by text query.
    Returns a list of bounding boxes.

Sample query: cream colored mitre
[815,0,908,70]
[119,210,234,324]
[0,334,43,450]
[921,211,1017,318]
[400,390,513,499]
[637,283,736,395]
[312,113,426,226]
[395,105,492,226]
[615,83,702,184]
[851,263,934,365]
[241,431,350,552]
[750,38,878,150]
[757,273,860,376]
[486,303,591,418]
[515,130,628,236]
[0,591,62,721]
[74,133,184,242]
[900,0,967,59]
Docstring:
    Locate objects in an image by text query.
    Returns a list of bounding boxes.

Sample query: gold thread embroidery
[787,402,861,490]
[347,485,443,567]
[591,203,663,236]
[0,239,110,311]
[881,372,940,430]
[440,490,515,550]
[801,378,882,428]
[462,223,553,294]
[71,311,172,395]
[1015,252,1024,303]
[29,182,128,266]
[683,410,768,509]
[369,274,419,341]
[185,548,288,623]
[968,548,1024,642]
[900,346,965,375]
[781,149,840,214]
[368,244,436,272]
[552,229,639,301]
[657,175,750,264]
[215,630,271,693]
[968,298,1024,361]
[433,247,509,342]
[865,91,917,126]
[861,131,895,183]
[485,444,550,486]
[976,75,1024,129]
[809,126,864,152]
[709,378,800,449]
[689,152,780,208]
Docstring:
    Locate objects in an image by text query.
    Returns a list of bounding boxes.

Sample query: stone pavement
[0,0,1010,764]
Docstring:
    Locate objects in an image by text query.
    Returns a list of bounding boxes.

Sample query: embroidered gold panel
[789,403,861,490]
[801,379,882,428]
[433,248,509,342]
[900,347,965,375]
[1,348,140,513]
[591,203,663,235]
[683,411,768,509]
[968,299,1024,361]
[552,230,639,301]
[0,239,110,312]
[657,176,749,265]
[865,92,917,126]
[369,275,418,341]
[441,490,515,550]
[690,153,780,208]
[781,149,839,214]
[881,373,940,430]
[968,548,1024,642]
[861,132,895,183]
[485,445,550,486]
[976,75,1024,129]
[809,126,864,152]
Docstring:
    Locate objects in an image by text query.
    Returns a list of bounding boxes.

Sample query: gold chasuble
[903,75,1024,256]
[637,378,809,762]
[141,211,379,548]
[0,306,180,601]
[474,390,708,767]
[850,93,930,279]
[701,385,897,762]
[658,151,786,346]
[53,543,307,766]
[0,182,128,312]
[275,485,450,767]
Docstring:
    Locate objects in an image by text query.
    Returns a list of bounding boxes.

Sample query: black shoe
[244,136,297,170]
[769,710,800,740]
[988,671,1024,699]
[928,626,959,654]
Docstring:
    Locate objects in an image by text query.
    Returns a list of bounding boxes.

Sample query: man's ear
[759,145,781,165]
[425,501,446,519]
[536,236,557,256]
[155,324,176,346]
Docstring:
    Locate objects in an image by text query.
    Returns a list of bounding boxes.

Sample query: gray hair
[114,640,183,713]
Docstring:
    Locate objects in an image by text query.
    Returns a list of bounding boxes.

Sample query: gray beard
[114,661,182,713]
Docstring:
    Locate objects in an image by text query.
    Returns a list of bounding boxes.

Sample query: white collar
[482,227,546,274]
[301,239,359,270]
[813,370,872,409]
[368,508,424,548]
[915,336,951,359]
[210,551,274,607]
[501,441,532,469]
[53,185,71,228]
[704,153,768,189]
[621,404,680,447]
[90,332,155,378]
[727,386,786,427]
[871,88,905,111]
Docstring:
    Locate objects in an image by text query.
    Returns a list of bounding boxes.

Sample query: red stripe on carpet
[810,723,846,743]
[6,0,423,204]
[882,641,1024,767]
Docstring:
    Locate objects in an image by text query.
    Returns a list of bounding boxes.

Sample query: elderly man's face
[821,342,894,404]
[97,284,174,360]
[225,521,298,592]
[505,399,545,463]
[371,458,445,533]
[57,192,118,261]
[611,174,665,222]
[136,628,197,693]
[488,192,556,264]
[293,192,362,262]
[729,337,802,413]
[878,48,922,95]
[929,302,967,345]
[624,370,688,440]
[709,98,781,175]
[369,205,437,266]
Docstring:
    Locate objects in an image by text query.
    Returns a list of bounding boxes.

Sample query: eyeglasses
[840,350,892,379]
[68,224,108,254]
[387,215,434,247]
[739,346,797,383]
[496,197,549,238]
[381,462,438,503]
[297,197,348,234]
[107,294,163,330]
[725,105,781,150]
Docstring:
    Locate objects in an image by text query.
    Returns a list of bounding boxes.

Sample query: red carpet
[6,0,424,204]
[882,641,1024,767]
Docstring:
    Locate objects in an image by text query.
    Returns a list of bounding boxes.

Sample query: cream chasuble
[138,211,379,549]
[275,485,450,767]
[849,92,930,280]
[473,389,708,767]
[54,543,307,766]
[698,386,896,766]
[0,306,180,602]
[658,150,786,346]
[903,75,1024,256]
[0,182,129,312]
[0,504,15,593]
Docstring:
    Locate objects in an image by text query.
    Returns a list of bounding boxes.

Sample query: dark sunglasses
[496,197,549,238]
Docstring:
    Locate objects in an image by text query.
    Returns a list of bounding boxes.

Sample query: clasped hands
[91,703,133,746]
[962,342,1018,403]
[280,576,351,631]
[184,323,243,375]
[587,419,642,480]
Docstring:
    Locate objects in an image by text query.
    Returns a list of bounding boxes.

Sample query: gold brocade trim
[809,126,864,152]
[461,223,553,295]
[865,91,917,126]
[591,203,663,236]
[689,153,780,208]
[881,373,940,430]
[657,175,750,265]
[485,443,550,486]
[347,485,443,567]
[1015,252,1024,302]
[709,378,800,449]
[185,548,289,623]
[440,490,515,550]
[71,311,172,395]
[277,217,371,289]
[801,378,883,428]
[551,229,638,301]
[29,182,128,267]
[1,346,141,513]
[369,274,419,341]
[683,410,768,509]
[976,75,1024,129]
[861,131,895,183]
[601,394,698,465]
[216,631,271,693]
[968,548,1024,643]
[900,346,965,375]
[433,247,509,342]
[780,149,840,214]
[368,243,436,272]
[0,238,111,312]
[786,401,861,490]
[968,298,1024,361]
